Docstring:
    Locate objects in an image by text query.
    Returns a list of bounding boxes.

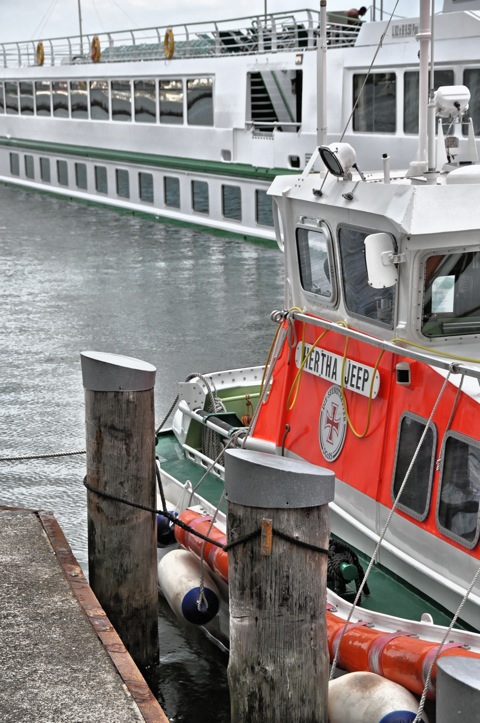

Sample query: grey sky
[0,1,415,44]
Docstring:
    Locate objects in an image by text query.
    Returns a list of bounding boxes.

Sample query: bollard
[81,351,159,670]
[225,448,335,723]
[436,656,480,722]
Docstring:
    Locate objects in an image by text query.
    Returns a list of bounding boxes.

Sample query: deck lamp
[319,143,357,177]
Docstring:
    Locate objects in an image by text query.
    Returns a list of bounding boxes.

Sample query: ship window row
[353,68,480,136]
[7,151,274,227]
[0,77,214,126]
[393,415,480,549]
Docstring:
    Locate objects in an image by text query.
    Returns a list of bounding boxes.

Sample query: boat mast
[417,0,431,167]
[78,0,84,56]
[317,0,328,147]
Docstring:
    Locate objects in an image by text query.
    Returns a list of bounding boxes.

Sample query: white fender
[158,548,220,625]
[328,672,428,723]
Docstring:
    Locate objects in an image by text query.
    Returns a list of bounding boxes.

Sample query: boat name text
[392,23,419,38]
[295,343,380,398]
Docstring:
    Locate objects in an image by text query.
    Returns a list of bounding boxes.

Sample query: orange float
[175,508,228,582]
[326,606,480,697]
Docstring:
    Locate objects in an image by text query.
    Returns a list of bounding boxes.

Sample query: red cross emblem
[325,402,341,444]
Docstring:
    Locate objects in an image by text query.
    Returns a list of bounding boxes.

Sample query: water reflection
[0,185,283,722]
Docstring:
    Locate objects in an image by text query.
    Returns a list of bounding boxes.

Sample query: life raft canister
[91,34,101,63]
[164,27,175,59]
[36,41,45,66]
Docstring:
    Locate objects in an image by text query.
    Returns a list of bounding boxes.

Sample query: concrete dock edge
[0,506,168,723]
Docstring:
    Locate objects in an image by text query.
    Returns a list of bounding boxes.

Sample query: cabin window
[111,80,131,121]
[296,225,335,302]
[255,189,274,227]
[53,81,69,117]
[338,227,395,326]
[90,80,109,120]
[75,162,88,190]
[164,176,180,207]
[186,77,213,126]
[159,79,183,124]
[392,413,436,521]
[25,155,34,179]
[404,70,454,134]
[192,180,209,214]
[222,185,241,221]
[19,82,34,115]
[0,83,4,113]
[437,433,480,547]
[422,251,480,337]
[139,172,154,203]
[71,81,88,118]
[5,82,18,114]
[463,69,480,137]
[40,157,51,183]
[57,160,69,186]
[10,153,20,176]
[353,73,396,133]
[95,165,108,194]
[35,82,51,116]
[134,80,157,123]
[116,169,130,198]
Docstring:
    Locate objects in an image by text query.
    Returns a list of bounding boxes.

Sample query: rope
[83,476,329,555]
[414,563,480,722]
[329,366,453,679]
[0,449,85,461]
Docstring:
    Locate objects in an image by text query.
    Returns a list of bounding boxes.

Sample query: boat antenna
[427,0,436,172]
[78,0,84,56]
[317,0,328,147]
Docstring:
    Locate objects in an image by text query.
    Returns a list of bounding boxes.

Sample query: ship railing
[0,9,363,68]
[292,311,480,382]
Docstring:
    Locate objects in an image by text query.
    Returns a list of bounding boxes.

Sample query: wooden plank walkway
[0,506,168,723]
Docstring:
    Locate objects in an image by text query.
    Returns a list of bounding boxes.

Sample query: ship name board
[295,343,380,398]
[392,23,418,38]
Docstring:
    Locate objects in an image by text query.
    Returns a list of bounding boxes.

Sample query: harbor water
[0,185,283,722]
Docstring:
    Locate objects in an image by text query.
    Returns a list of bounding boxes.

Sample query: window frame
[391,411,437,522]
[436,431,480,549]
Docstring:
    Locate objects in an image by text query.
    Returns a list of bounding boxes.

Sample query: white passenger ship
[1,0,480,242]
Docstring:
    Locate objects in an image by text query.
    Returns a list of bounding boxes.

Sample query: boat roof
[269,167,480,240]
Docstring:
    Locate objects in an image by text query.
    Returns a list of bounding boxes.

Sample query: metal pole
[77,0,84,55]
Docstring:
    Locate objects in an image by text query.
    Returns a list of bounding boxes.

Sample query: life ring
[164,28,175,60]
[91,35,101,63]
[36,41,45,66]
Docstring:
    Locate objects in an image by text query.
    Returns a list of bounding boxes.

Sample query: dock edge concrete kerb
[1,506,168,723]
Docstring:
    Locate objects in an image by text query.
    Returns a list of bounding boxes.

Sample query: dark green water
[0,185,283,722]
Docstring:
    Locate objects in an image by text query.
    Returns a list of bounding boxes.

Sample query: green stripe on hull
[0,135,292,181]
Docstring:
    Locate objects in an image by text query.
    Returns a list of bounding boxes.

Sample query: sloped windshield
[422,251,480,337]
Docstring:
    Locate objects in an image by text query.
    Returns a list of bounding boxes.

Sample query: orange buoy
[326,607,480,697]
[175,508,228,582]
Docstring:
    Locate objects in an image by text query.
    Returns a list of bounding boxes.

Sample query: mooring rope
[413,563,480,722]
[329,366,454,680]
[84,474,330,556]
[0,449,85,461]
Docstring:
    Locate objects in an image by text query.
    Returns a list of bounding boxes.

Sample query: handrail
[0,8,362,69]
[290,310,480,381]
